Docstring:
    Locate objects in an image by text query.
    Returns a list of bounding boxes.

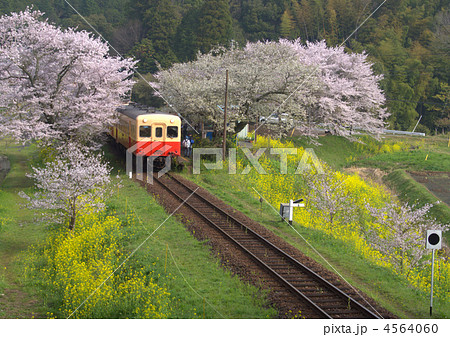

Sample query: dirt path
[344,167,388,187]
[0,225,45,319]
[0,155,10,185]
[0,253,44,319]
[0,154,45,319]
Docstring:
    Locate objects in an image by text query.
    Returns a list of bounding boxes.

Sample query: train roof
[117,104,178,120]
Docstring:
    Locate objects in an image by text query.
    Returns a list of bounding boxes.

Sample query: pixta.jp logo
[126,145,323,184]
[193,147,324,175]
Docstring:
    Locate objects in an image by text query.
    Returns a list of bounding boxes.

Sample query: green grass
[356,150,450,172]
[0,142,48,318]
[287,135,366,169]
[384,170,450,241]
[352,135,449,172]
[0,265,6,293]
[286,134,449,172]
[184,169,450,319]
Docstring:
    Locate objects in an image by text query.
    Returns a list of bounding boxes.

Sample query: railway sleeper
[276,276,315,284]
[326,308,364,316]
[274,273,310,279]
[249,253,285,261]
[203,213,225,219]
[234,242,268,247]
[306,297,349,304]
[250,250,287,257]
[292,289,337,298]
[242,244,279,250]
[289,282,320,288]
[279,273,314,279]
[252,251,285,257]
[265,264,296,268]
[226,234,256,239]
[319,303,355,310]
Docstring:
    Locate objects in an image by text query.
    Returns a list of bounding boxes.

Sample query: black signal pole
[223,70,229,161]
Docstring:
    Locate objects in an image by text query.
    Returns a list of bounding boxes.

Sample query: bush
[192,135,237,149]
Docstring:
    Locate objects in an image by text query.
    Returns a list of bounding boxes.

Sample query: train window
[139,126,151,138]
[155,127,163,138]
[167,126,178,138]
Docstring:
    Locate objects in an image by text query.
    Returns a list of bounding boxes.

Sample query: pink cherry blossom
[365,202,449,274]
[153,39,387,137]
[19,143,113,230]
[0,9,136,147]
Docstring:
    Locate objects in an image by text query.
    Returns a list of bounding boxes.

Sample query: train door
[152,123,166,157]
[153,124,165,142]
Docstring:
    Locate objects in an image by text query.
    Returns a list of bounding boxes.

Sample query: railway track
[152,173,381,319]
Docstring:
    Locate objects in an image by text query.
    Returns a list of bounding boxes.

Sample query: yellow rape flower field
[187,135,450,318]
[252,137,449,299]
[23,209,171,319]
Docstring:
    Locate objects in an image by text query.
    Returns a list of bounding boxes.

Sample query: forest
[0,0,448,133]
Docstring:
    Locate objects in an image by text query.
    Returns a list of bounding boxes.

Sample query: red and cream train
[110,104,181,162]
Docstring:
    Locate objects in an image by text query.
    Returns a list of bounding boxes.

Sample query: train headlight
[143,119,147,123]
[170,119,174,123]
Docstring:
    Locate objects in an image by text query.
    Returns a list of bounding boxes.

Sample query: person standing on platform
[188,135,194,157]
[182,136,191,157]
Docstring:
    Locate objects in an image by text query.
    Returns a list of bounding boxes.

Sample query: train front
[134,113,181,159]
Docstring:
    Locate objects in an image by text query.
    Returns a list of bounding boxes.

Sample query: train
[110,104,182,168]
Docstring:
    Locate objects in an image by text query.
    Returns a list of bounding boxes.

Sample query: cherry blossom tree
[0,9,136,147]
[19,144,113,231]
[304,168,358,227]
[290,40,388,138]
[153,39,387,137]
[153,41,320,135]
[365,202,449,275]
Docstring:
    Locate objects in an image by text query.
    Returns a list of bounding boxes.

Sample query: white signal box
[280,199,305,225]
[426,230,442,250]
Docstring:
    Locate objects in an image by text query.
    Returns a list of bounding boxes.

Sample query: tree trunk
[68,215,75,231]
[68,201,76,231]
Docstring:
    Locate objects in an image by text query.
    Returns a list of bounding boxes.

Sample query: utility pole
[222,70,229,161]
[412,114,423,133]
